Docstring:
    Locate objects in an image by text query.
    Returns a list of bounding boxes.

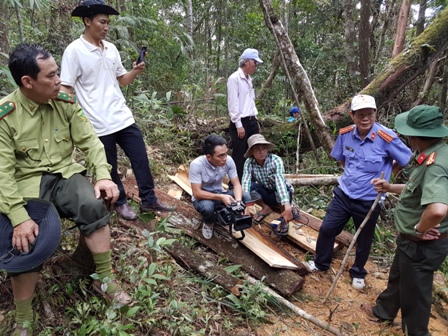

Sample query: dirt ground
[159,181,448,336]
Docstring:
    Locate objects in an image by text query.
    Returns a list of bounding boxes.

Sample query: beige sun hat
[244,134,275,158]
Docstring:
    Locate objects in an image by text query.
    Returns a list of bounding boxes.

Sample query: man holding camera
[189,135,251,239]
[60,0,174,221]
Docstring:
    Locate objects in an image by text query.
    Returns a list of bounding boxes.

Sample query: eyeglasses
[353,111,376,119]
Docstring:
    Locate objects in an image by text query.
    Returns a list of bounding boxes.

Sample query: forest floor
[155,179,448,336]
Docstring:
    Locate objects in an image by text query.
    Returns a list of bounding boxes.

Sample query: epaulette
[377,129,394,143]
[426,152,436,166]
[55,92,77,104]
[339,125,355,135]
[0,101,16,120]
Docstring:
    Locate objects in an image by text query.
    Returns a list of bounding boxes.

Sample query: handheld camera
[215,201,252,240]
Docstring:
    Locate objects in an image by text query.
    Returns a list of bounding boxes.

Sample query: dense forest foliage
[1,0,447,126]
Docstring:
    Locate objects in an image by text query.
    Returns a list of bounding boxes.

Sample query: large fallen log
[121,177,307,297]
[167,212,306,297]
[166,240,243,296]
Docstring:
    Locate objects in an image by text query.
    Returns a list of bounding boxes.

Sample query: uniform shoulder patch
[339,125,355,135]
[426,152,436,166]
[377,129,394,143]
[55,92,77,104]
[0,101,16,120]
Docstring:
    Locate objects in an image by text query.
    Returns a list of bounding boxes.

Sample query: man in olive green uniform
[0,44,130,336]
[363,105,448,336]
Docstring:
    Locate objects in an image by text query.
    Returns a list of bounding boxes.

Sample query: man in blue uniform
[306,94,412,290]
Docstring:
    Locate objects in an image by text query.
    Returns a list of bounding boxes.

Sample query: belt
[241,116,257,121]
[400,232,448,243]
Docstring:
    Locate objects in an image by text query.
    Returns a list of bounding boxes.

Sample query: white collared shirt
[60,35,135,137]
[227,67,258,128]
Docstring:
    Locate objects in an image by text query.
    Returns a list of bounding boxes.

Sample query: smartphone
[136,46,147,65]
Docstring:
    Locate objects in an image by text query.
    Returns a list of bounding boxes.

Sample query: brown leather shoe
[114,203,137,221]
[141,200,175,213]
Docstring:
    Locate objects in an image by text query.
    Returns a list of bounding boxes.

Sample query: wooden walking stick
[322,172,385,303]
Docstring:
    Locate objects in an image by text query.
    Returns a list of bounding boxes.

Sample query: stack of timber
[121,177,306,297]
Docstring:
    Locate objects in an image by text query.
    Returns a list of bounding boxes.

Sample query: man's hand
[131,60,145,75]
[416,224,441,241]
[237,127,245,139]
[221,194,236,206]
[281,204,293,223]
[13,219,39,253]
[94,179,119,205]
[372,178,390,193]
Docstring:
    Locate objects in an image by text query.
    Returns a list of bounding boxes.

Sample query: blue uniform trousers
[99,123,157,207]
[314,186,380,279]
[373,235,448,336]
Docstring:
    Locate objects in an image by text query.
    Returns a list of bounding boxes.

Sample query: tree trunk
[0,1,10,63]
[257,50,281,102]
[439,62,448,113]
[325,6,448,126]
[412,57,440,106]
[258,0,335,157]
[392,0,411,58]
[415,0,427,37]
[359,0,371,86]
[14,2,25,44]
[343,0,357,78]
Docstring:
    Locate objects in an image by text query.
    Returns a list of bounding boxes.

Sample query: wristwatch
[414,224,424,237]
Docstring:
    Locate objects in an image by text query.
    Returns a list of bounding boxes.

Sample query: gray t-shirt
[189,155,238,201]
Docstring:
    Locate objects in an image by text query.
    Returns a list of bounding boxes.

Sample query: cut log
[167,212,306,297]
[296,210,354,248]
[165,240,243,296]
[121,177,306,297]
[285,175,339,186]
[232,227,299,270]
[248,204,341,254]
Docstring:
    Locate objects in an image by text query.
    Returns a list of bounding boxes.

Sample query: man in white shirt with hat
[227,48,263,182]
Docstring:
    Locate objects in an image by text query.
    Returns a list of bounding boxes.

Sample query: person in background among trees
[60,0,174,222]
[288,106,301,122]
[227,48,263,182]
[362,105,448,336]
[306,94,412,290]
[189,135,251,239]
[0,43,131,336]
[241,134,296,235]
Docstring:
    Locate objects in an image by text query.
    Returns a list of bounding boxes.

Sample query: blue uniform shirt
[332,122,412,200]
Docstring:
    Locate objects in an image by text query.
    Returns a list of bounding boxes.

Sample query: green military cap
[395,105,448,138]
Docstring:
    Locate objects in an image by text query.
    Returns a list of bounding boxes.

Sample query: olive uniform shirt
[394,140,448,236]
[0,89,111,227]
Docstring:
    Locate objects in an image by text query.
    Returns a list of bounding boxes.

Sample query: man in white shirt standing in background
[227,48,263,182]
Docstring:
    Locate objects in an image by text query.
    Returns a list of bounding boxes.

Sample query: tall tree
[343,0,356,78]
[258,0,335,157]
[359,0,371,87]
[392,0,411,58]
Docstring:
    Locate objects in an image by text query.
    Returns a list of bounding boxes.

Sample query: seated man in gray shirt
[189,135,251,239]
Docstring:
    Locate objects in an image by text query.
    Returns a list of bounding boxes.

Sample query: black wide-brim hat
[72,0,120,17]
[0,199,61,273]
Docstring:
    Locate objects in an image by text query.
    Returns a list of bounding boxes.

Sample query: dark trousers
[229,117,260,181]
[99,123,157,207]
[314,187,380,279]
[250,182,292,208]
[373,235,448,336]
